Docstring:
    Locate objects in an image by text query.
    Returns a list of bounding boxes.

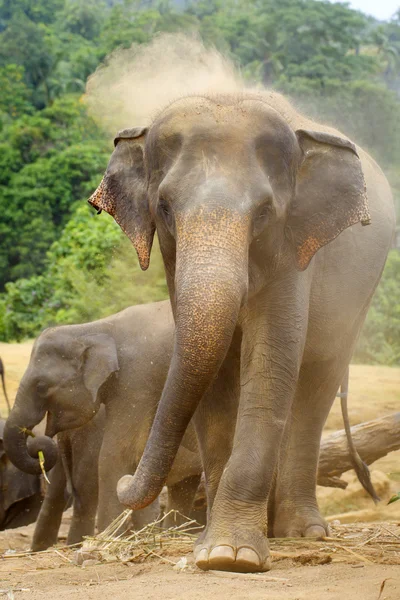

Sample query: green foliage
[388,492,400,504]
[189,0,379,83]
[0,95,109,288]
[354,252,400,366]
[56,1,105,40]
[2,275,53,342]
[278,78,400,166]
[0,0,398,367]
[49,234,168,326]
[0,0,64,26]
[1,206,168,341]
[99,1,197,54]
[0,14,57,105]
[0,65,34,118]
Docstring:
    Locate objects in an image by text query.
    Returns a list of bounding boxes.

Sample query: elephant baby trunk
[117,215,249,510]
[3,400,58,475]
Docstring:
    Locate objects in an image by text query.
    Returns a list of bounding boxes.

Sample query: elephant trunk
[118,210,249,509]
[3,389,58,475]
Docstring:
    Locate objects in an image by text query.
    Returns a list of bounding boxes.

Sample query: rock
[82,559,100,568]
[73,548,102,566]
[173,557,188,571]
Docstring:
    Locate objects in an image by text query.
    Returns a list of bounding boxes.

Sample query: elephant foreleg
[193,333,240,520]
[195,282,307,573]
[32,456,68,551]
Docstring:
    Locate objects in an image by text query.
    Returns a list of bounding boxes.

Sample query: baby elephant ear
[288,129,371,271]
[88,127,155,271]
[79,333,119,403]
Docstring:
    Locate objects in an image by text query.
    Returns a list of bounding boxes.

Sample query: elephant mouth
[43,411,58,438]
[45,410,94,437]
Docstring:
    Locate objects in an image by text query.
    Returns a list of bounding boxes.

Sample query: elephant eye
[252,201,271,238]
[255,202,271,222]
[159,200,170,216]
[158,197,174,229]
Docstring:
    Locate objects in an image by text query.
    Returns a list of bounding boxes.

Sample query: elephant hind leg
[271,357,350,538]
[164,474,203,528]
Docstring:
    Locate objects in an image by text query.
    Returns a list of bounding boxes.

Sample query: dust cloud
[85,33,244,134]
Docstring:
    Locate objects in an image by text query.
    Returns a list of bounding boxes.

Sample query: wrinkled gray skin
[32,409,105,551]
[0,420,42,530]
[4,302,203,550]
[89,90,396,573]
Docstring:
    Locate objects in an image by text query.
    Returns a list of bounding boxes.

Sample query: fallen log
[191,412,400,510]
[318,412,400,488]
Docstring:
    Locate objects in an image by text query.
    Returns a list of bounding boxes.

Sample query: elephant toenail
[305,525,326,538]
[209,545,235,563]
[194,548,209,569]
[236,547,261,568]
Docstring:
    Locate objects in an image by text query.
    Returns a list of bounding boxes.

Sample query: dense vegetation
[0,0,399,364]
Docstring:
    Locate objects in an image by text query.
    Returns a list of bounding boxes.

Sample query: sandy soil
[0,520,399,600]
[0,340,33,415]
[1,558,399,600]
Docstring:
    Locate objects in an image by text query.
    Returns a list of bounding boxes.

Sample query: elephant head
[3,329,119,475]
[88,93,370,510]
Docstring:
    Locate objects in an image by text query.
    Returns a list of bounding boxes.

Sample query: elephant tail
[338,367,380,503]
[0,358,11,416]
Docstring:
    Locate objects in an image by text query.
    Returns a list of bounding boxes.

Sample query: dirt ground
[0,341,399,598]
[0,519,399,600]
[0,555,398,600]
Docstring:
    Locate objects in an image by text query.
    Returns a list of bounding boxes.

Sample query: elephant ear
[79,333,119,403]
[287,129,371,271]
[88,127,155,271]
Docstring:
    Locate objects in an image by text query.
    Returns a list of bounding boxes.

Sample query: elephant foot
[31,537,56,552]
[193,520,271,573]
[31,527,59,552]
[195,544,271,573]
[272,504,329,539]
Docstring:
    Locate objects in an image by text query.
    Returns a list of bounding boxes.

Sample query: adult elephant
[89,91,395,573]
[3,302,203,548]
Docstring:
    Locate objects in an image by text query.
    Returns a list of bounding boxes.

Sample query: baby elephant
[32,409,106,550]
[0,419,42,531]
[4,301,203,550]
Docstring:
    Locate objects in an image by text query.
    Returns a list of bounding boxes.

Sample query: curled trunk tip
[4,419,58,475]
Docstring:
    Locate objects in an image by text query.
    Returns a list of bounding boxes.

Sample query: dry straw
[83,510,202,564]
[82,517,400,567]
